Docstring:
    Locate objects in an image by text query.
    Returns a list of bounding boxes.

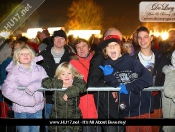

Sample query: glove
[119,84,128,94]
[99,65,114,75]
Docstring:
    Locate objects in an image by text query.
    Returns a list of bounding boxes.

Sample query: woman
[70,38,100,132]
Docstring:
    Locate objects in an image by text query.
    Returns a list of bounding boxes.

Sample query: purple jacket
[2,56,48,113]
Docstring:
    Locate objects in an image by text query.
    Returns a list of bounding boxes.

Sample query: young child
[2,44,48,132]
[162,50,175,132]
[99,35,153,132]
[42,62,87,132]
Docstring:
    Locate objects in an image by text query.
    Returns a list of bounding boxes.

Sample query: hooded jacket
[2,56,48,113]
[42,77,87,132]
[104,54,154,117]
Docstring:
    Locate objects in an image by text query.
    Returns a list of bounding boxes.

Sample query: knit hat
[99,35,122,49]
[53,30,67,40]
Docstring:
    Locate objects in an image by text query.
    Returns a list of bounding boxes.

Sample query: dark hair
[102,41,127,59]
[74,38,90,49]
[136,26,150,35]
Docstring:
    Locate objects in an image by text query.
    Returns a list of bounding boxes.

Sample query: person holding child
[42,62,87,132]
[2,44,48,132]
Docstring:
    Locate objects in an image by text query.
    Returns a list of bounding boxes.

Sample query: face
[14,43,21,51]
[123,43,132,54]
[106,42,121,60]
[137,31,152,49]
[54,36,66,48]
[18,48,33,68]
[75,41,90,57]
[59,68,74,86]
[168,30,175,43]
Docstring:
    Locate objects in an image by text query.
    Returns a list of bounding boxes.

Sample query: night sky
[27,0,142,35]
[0,0,173,35]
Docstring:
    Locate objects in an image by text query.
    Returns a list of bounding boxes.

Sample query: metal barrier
[0,86,164,132]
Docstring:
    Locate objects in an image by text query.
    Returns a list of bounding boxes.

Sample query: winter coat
[42,77,87,132]
[87,50,124,119]
[70,53,98,119]
[37,46,74,103]
[0,42,12,64]
[0,57,12,85]
[104,54,154,117]
[134,47,163,109]
[162,65,175,132]
[2,56,48,113]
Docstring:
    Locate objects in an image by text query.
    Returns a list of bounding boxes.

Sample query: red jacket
[70,53,98,119]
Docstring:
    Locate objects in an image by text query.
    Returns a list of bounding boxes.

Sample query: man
[87,27,124,132]
[38,29,52,52]
[135,26,163,132]
[158,28,175,54]
[37,29,74,132]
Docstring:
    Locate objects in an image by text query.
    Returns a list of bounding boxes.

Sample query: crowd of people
[0,27,175,132]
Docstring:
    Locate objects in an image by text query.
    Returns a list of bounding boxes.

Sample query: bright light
[161,31,169,40]
[48,27,64,35]
[150,30,169,40]
[68,30,101,40]
[26,27,64,39]
[0,31,11,38]
[27,28,42,38]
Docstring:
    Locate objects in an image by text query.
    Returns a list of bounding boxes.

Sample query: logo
[139,2,175,22]
[0,0,45,38]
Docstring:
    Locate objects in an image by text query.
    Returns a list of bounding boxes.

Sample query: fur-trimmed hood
[6,55,44,73]
[162,65,175,74]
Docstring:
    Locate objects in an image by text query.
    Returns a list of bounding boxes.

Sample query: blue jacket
[104,53,154,117]
[0,57,12,85]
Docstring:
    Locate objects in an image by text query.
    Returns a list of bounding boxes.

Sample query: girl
[42,62,87,132]
[162,50,175,132]
[2,44,48,132]
[99,35,153,132]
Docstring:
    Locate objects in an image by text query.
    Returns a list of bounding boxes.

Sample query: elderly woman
[70,38,101,132]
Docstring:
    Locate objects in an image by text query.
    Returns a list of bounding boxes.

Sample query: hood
[6,55,43,73]
[162,65,175,74]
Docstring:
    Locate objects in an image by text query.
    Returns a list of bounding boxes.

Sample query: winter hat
[99,35,122,49]
[53,30,67,40]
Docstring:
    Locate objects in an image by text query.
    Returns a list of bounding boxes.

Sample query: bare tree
[65,0,103,30]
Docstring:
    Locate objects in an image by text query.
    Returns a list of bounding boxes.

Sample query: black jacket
[134,47,163,109]
[104,54,154,117]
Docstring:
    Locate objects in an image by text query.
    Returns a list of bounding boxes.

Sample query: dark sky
[1,0,172,35]
[28,0,142,35]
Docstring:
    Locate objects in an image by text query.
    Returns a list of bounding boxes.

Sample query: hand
[99,65,114,75]
[63,94,68,101]
[112,92,118,102]
[119,84,128,94]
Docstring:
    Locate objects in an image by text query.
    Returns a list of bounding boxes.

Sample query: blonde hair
[13,44,35,65]
[55,62,83,79]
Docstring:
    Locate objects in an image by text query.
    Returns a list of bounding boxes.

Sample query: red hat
[99,35,122,49]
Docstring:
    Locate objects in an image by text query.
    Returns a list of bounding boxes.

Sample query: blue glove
[119,84,128,94]
[99,65,114,75]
